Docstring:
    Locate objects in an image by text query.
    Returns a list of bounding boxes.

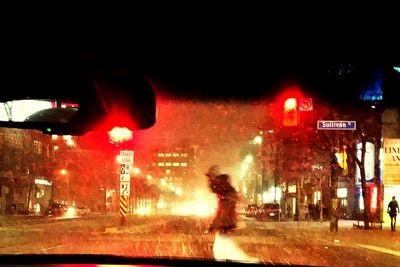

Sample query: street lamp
[244,154,254,164]
[253,135,263,145]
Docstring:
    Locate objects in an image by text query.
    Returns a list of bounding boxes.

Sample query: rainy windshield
[2,16,400,267]
[2,85,400,266]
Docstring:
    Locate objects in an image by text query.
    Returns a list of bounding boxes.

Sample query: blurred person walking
[205,165,258,263]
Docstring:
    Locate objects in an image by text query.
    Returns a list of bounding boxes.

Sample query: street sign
[120,164,131,175]
[120,150,134,165]
[299,98,313,111]
[120,181,130,196]
[317,120,356,130]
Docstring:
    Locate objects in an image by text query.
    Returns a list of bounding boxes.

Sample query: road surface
[1,214,399,266]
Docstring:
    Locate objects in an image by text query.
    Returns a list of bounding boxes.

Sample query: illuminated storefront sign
[355,142,375,184]
[288,185,297,193]
[383,138,400,185]
[337,188,348,198]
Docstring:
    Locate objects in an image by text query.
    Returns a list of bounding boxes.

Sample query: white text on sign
[120,150,134,164]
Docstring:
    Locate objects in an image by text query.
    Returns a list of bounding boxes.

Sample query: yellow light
[337,188,348,198]
[66,207,76,217]
[60,169,67,175]
[66,139,74,146]
[63,135,72,140]
[51,135,58,140]
[175,187,183,196]
[116,155,122,163]
[253,136,263,145]
[244,155,253,164]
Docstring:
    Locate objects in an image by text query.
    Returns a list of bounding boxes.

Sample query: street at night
[1,12,400,267]
[1,214,400,266]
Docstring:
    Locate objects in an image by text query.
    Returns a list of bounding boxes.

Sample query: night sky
[1,15,399,106]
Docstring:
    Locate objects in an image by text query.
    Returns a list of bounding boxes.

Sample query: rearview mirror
[0,77,156,135]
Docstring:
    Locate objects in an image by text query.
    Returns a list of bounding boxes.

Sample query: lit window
[165,162,172,166]
[33,140,42,154]
[165,153,172,157]
[173,153,179,157]
[173,162,179,166]
[158,162,165,166]
[158,153,164,157]
[181,163,187,167]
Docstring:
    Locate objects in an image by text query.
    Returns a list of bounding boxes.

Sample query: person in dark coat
[388,196,399,232]
[205,165,258,263]
[205,165,239,234]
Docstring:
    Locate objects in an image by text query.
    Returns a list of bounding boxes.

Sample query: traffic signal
[283,97,298,126]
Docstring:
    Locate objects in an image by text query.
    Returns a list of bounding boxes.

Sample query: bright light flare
[253,135,263,145]
[66,207,76,217]
[171,193,217,217]
[213,232,259,263]
[108,127,133,143]
[60,169,67,175]
[244,154,253,164]
[135,206,152,215]
[66,139,74,146]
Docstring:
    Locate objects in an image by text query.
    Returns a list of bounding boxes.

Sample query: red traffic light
[284,98,297,111]
[283,97,298,127]
[108,127,133,143]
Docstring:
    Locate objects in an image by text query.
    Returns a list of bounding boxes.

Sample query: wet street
[1,214,400,266]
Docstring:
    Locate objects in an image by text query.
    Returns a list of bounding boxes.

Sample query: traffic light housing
[283,98,298,126]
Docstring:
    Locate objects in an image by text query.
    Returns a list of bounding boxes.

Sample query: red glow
[371,186,378,210]
[60,102,79,108]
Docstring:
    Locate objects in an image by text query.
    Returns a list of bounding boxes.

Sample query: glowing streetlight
[244,154,253,164]
[253,135,263,145]
[60,169,67,175]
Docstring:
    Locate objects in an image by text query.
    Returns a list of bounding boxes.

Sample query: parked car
[44,203,68,216]
[76,206,91,216]
[256,203,281,221]
[245,204,258,217]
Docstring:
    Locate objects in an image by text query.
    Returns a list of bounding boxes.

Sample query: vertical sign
[355,142,375,184]
[119,150,134,225]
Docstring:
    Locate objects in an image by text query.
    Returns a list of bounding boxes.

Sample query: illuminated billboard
[383,138,400,185]
[355,142,375,184]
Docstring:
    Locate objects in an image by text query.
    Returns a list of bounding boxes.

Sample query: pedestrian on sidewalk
[303,204,309,221]
[329,207,339,232]
[204,165,258,263]
[387,196,399,232]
